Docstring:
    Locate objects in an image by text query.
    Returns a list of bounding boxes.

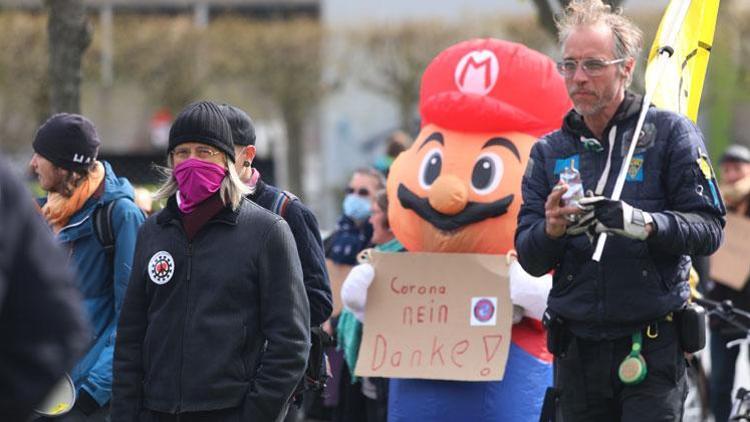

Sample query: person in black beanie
[31,113,101,196]
[29,113,145,421]
[220,103,332,326]
[113,100,310,422]
[221,104,333,421]
[168,100,236,162]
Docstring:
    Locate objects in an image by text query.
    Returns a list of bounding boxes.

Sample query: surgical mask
[343,193,371,221]
[173,158,226,214]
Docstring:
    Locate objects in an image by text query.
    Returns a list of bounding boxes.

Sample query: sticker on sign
[470,297,497,326]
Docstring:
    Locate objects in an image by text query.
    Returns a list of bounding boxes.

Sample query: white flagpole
[592,0,693,262]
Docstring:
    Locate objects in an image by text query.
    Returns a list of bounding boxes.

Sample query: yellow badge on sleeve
[696,148,722,209]
[697,155,713,180]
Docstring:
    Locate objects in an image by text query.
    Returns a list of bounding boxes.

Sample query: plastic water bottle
[560,163,583,208]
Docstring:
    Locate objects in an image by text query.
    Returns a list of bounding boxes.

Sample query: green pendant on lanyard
[618,331,647,385]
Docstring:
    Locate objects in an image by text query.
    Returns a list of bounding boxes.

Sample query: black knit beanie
[219,104,256,147]
[168,101,235,161]
[32,113,101,172]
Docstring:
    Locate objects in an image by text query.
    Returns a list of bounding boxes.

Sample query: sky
[323,0,671,25]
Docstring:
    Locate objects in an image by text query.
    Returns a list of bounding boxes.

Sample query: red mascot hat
[420,38,571,137]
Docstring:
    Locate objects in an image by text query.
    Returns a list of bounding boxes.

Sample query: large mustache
[397,183,513,232]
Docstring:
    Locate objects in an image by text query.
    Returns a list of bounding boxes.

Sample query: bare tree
[111,16,207,112]
[213,18,325,197]
[531,0,626,40]
[0,13,48,152]
[251,20,325,198]
[348,21,466,130]
[46,0,92,114]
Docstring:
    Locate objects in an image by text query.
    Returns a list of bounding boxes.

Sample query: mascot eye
[471,153,503,195]
[419,148,443,189]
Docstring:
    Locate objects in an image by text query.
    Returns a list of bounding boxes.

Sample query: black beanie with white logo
[32,113,101,172]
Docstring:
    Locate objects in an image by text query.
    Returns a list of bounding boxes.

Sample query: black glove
[74,389,101,416]
[565,210,596,237]
[564,191,597,237]
[577,196,653,240]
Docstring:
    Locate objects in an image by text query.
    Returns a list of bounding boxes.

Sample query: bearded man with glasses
[514,0,725,420]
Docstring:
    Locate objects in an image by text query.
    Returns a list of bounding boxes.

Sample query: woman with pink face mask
[112,101,311,422]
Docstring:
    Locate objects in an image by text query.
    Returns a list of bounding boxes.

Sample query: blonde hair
[557,0,643,85]
[153,153,251,211]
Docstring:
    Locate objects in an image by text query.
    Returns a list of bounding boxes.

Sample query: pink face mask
[173,158,227,213]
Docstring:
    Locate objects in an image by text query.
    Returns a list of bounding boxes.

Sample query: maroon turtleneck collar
[180,192,225,241]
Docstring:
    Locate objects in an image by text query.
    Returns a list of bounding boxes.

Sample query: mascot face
[386,38,571,255]
[388,125,534,254]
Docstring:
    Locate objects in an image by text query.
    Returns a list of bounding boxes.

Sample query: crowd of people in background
[1,98,749,422]
[0,98,413,422]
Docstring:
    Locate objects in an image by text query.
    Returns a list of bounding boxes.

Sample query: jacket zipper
[59,214,91,232]
[177,243,192,412]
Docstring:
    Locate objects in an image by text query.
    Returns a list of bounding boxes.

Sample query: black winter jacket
[0,156,89,420]
[515,92,726,339]
[113,196,310,421]
[250,179,332,326]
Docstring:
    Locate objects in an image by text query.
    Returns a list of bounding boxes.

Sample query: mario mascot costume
[387,39,571,421]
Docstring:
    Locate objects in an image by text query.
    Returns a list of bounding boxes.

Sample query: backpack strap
[271,190,298,219]
[93,199,118,266]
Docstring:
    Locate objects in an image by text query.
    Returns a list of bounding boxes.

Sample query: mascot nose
[428,174,469,215]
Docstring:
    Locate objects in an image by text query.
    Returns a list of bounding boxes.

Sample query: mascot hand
[509,260,551,321]
[340,263,375,322]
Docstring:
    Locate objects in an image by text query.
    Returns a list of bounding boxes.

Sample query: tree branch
[533,0,628,42]
[45,0,92,114]
[531,0,559,40]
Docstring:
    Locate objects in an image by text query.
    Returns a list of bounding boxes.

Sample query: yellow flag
[645,0,720,122]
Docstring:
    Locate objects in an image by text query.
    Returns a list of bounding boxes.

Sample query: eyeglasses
[556,58,625,77]
[346,186,371,197]
[172,146,221,161]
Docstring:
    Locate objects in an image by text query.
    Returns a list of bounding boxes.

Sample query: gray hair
[557,0,643,84]
[153,154,251,211]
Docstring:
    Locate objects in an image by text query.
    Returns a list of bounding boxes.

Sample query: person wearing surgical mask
[112,101,310,422]
[318,168,384,418]
[327,168,385,266]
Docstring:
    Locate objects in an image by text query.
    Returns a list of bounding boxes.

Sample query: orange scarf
[42,161,105,233]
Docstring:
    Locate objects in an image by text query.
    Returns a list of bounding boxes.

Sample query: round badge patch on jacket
[148,251,174,285]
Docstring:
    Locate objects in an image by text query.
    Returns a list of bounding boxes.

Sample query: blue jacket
[40,161,145,405]
[515,92,725,339]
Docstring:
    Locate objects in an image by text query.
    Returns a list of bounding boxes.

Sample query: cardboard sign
[710,213,750,291]
[326,259,354,317]
[354,251,512,381]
